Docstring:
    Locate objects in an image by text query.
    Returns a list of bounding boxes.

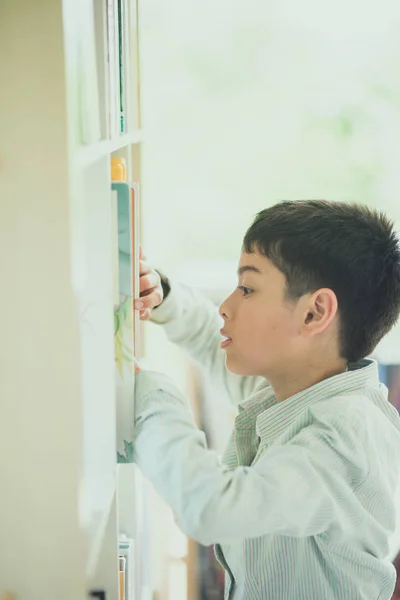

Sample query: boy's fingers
[135,257,163,314]
[139,308,152,321]
[139,271,160,294]
[139,259,152,275]
[139,246,146,261]
[134,288,163,311]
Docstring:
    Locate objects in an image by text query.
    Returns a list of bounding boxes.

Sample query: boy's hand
[134,247,164,321]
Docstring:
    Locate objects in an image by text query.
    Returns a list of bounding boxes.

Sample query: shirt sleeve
[149,280,263,407]
[134,370,367,546]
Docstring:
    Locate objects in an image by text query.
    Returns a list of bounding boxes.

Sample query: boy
[133,200,400,599]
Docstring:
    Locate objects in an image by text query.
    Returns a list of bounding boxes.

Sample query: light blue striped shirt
[134,282,400,599]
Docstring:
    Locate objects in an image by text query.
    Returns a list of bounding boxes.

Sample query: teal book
[112,181,138,463]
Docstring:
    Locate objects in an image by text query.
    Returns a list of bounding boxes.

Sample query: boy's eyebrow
[237,265,262,276]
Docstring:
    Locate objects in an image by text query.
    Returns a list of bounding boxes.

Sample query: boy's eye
[237,286,253,297]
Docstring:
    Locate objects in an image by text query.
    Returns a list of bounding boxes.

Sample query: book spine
[113,180,135,464]
[130,183,140,358]
[76,0,102,144]
[111,189,120,306]
[93,0,110,139]
[119,538,136,600]
[106,0,118,138]
[119,556,126,600]
[117,0,126,133]
[113,0,122,135]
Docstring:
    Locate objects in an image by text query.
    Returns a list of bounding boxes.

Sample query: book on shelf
[99,0,129,138]
[104,0,118,138]
[130,181,141,354]
[93,0,110,139]
[77,0,101,144]
[112,158,140,464]
[119,535,136,600]
[90,0,132,141]
[129,0,140,130]
[117,0,127,134]
[111,189,120,306]
[119,555,127,600]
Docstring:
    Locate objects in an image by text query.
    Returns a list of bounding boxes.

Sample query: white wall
[139,0,400,273]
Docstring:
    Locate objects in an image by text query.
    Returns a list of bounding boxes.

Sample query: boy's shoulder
[307,387,400,447]
[309,392,368,423]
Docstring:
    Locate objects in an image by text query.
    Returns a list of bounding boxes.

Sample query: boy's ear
[302,288,338,337]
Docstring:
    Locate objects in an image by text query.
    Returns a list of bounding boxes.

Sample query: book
[119,536,136,600]
[111,156,127,182]
[113,180,134,464]
[103,0,130,137]
[93,0,110,139]
[119,555,127,600]
[130,182,140,355]
[111,189,120,306]
[117,0,127,133]
[112,172,140,463]
[77,0,101,144]
[105,0,119,138]
[129,0,140,130]
[113,181,133,298]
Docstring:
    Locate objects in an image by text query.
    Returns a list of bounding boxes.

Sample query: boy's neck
[269,358,349,403]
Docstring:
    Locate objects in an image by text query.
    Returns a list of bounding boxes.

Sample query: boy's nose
[219,294,233,320]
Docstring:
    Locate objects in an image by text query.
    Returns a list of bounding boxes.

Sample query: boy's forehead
[238,251,273,274]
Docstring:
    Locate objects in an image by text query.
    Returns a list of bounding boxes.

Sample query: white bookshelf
[0,1,148,599]
[76,131,143,169]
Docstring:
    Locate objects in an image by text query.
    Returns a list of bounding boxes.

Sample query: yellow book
[119,556,126,600]
[111,157,127,182]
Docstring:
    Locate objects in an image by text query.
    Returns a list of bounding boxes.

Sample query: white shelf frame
[76,129,143,168]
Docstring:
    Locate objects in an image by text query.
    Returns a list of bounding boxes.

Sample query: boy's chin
[225,357,260,377]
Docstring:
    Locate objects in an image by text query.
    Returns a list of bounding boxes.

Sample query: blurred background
[136,1,400,598]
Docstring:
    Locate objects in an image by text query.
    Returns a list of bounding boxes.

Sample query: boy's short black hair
[243,200,400,363]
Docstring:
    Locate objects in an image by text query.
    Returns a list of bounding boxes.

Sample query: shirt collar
[236,359,380,444]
